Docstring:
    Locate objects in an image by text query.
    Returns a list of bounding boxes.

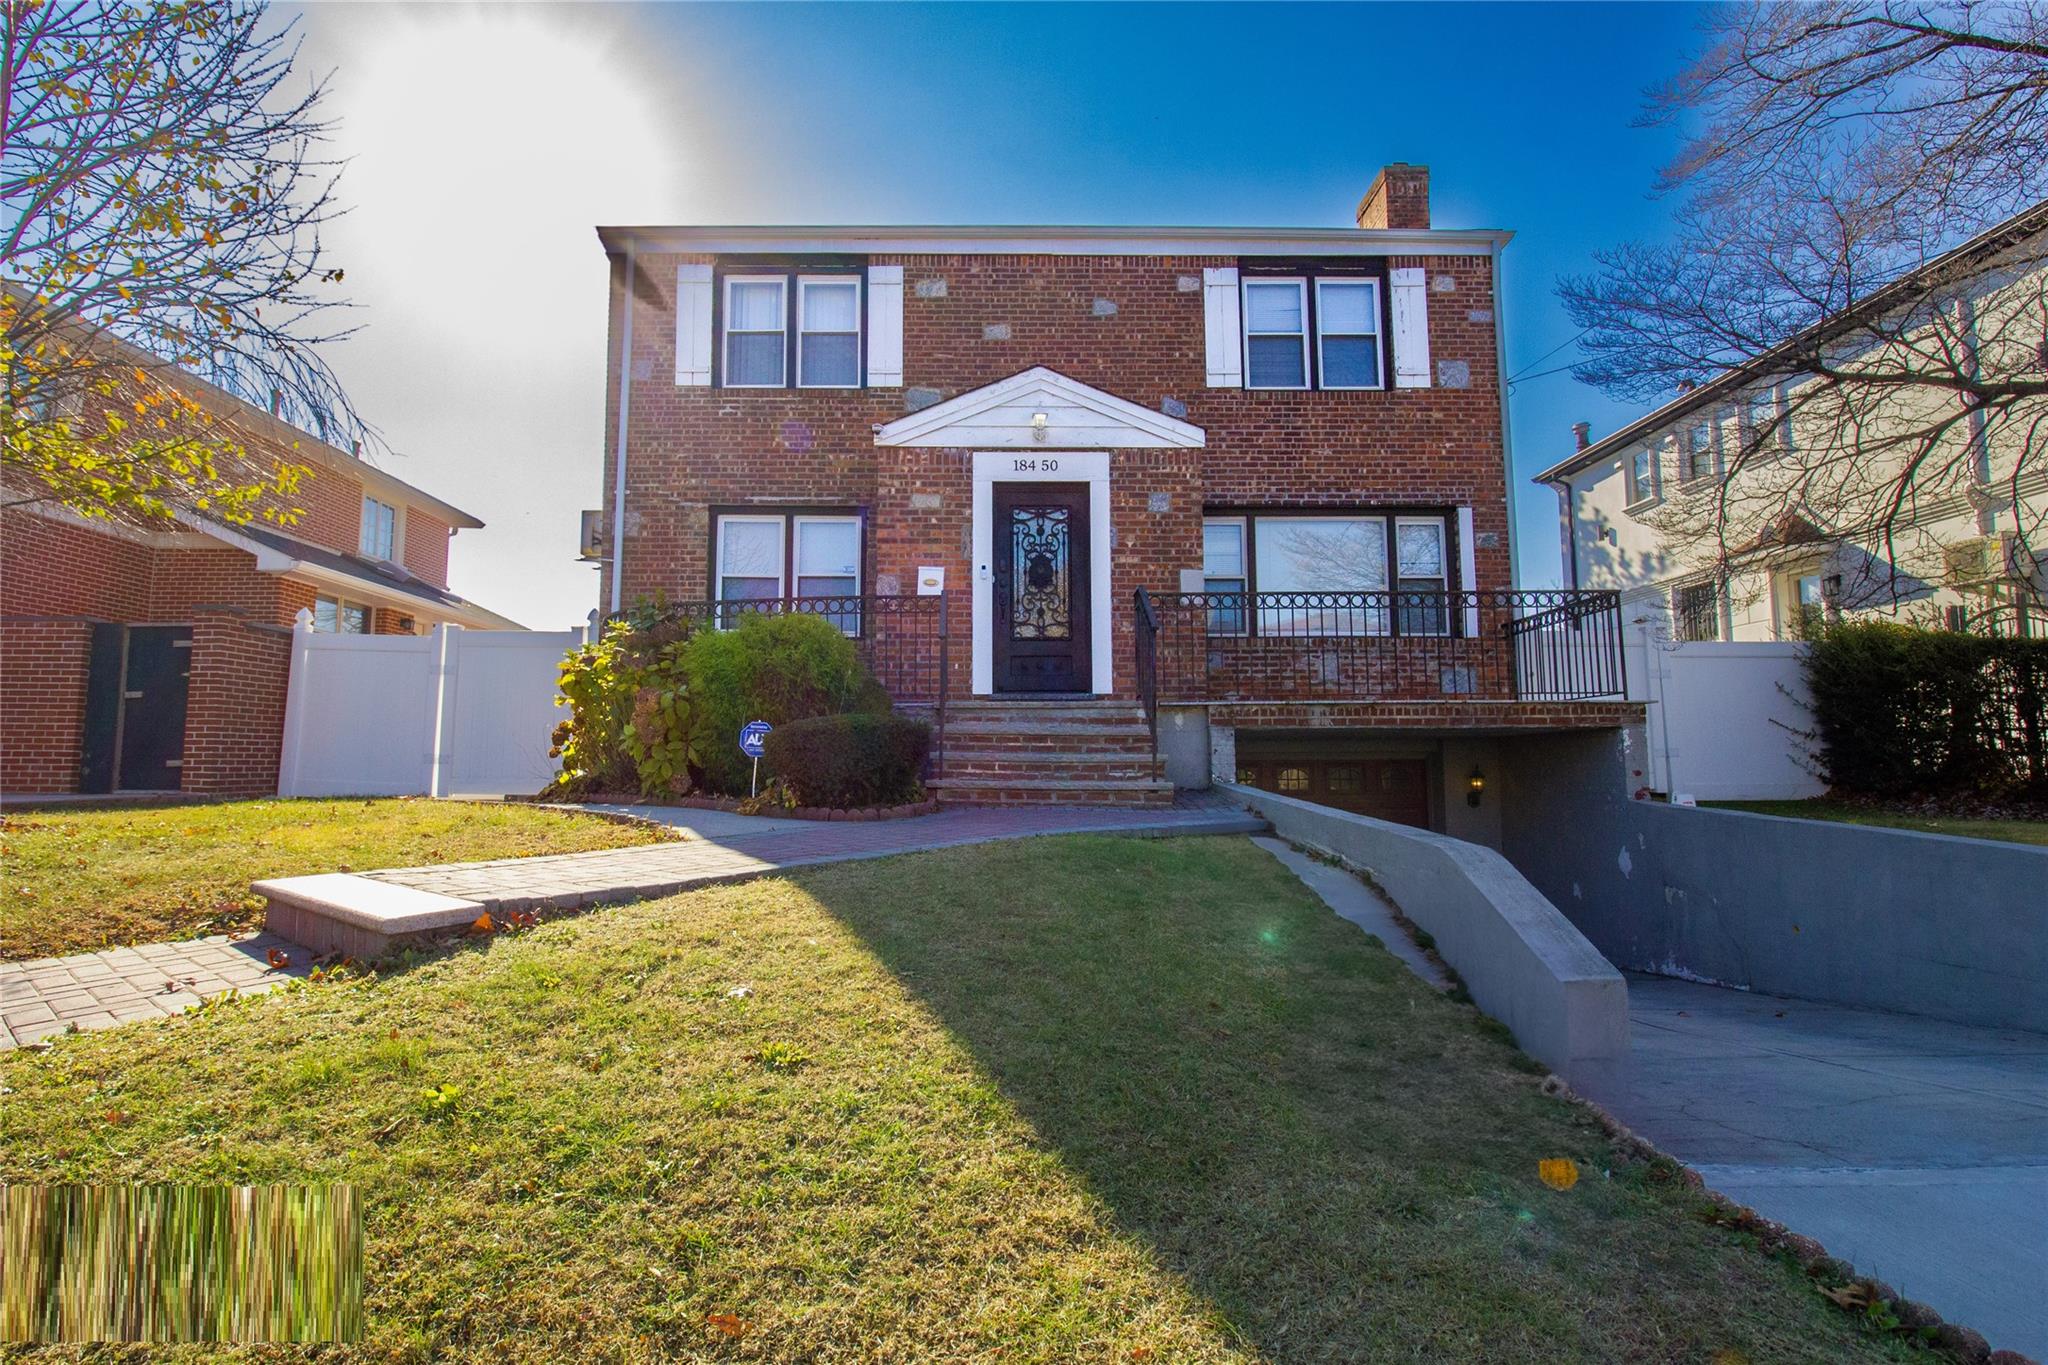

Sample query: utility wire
[1506,328,1588,384]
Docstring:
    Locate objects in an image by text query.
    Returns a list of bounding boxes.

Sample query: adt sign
[739,720,772,759]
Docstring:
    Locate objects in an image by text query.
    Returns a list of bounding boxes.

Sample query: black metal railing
[1142,588,1625,705]
[633,594,950,772]
[1134,586,1161,767]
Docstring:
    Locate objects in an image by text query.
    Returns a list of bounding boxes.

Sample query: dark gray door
[115,626,192,791]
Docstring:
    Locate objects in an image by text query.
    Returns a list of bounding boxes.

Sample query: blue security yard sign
[739,720,772,758]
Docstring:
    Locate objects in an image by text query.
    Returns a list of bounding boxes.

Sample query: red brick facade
[3,398,480,794]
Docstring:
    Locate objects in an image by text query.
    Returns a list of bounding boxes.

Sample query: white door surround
[973,451,1113,696]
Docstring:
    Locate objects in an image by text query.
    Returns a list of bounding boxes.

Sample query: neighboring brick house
[3,366,516,798]
[595,166,1640,833]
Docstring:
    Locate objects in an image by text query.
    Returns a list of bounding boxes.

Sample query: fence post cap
[293,607,314,631]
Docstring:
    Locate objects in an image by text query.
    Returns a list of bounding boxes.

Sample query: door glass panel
[1009,505,1072,640]
[1276,767,1309,794]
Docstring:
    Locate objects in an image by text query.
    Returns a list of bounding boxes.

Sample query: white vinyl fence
[276,614,580,798]
[1624,633,1827,802]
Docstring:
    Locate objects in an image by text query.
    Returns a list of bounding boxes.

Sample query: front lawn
[0,836,1909,1362]
[1705,798,2048,846]
[0,798,672,961]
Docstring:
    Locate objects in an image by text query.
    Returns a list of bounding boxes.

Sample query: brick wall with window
[600,246,1515,697]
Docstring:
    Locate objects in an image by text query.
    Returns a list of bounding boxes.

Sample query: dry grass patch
[0,836,1914,1362]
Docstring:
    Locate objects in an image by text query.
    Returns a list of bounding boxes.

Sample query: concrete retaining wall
[1499,730,2048,1033]
[1222,783,1629,1083]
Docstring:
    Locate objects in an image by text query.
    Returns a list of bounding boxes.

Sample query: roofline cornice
[596,224,1512,258]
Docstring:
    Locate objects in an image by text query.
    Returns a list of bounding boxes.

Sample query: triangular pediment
[873,367,1206,449]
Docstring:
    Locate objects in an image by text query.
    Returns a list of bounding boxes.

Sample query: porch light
[1031,411,1049,443]
[1467,766,1486,808]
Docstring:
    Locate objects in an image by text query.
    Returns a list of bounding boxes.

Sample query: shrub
[547,625,639,794]
[681,612,871,795]
[762,713,931,809]
[1804,620,2048,799]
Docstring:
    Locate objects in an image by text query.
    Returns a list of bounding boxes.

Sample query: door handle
[123,690,144,699]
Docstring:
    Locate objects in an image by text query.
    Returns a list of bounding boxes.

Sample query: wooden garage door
[1238,758,1429,829]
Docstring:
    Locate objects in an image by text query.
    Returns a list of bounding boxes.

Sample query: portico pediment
[872,366,1206,449]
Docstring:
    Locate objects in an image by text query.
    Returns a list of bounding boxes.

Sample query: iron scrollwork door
[992,483,1091,693]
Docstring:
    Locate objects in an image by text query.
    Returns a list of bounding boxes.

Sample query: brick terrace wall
[181,610,292,796]
[601,247,1515,700]
[0,619,93,791]
[1206,701,1645,730]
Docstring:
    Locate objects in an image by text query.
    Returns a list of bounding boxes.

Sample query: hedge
[681,612,877,795]
[1803,620,2047,799]
[762,713,931,809]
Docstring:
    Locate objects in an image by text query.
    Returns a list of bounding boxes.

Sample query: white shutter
[1203,266,1242,387]
[867,265,904,388]
[1457,506,1480,636]
[674,263,713,386]
[1390,266,1431,389]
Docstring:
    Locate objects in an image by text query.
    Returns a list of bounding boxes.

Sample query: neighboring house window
[313,596,369,634]
[1625,445,1659,507]
[1682,420,1716,483]
[1201,517,1248,634]
[1276,766,1310,794]
[1777,567,1837,639]
[1201,511,1453,636]
[713,511,863,632]
[1313,278,1382,389]
[1745,389,1784,459]
[797,277,861,387]
[1243,279,1310,389]
[1672,581,1722,642]
[723,276,787,387]
[360,497,398,561]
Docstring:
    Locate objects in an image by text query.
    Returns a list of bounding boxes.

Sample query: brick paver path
[1,796,1260,1050]
[1,932,311,1049]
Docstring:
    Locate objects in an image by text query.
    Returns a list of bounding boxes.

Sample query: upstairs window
[1625,446,1659,507]
[723,277,787,387]
[797,278,861,387]
[1243,279,1309,389]
[1314,279,1383,389]
[1682,420,1716,483]
[1745,388,1786,459]
[360,497,398,561]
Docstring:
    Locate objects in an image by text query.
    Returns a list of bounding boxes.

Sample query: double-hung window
[360,497,398,561]
[1201,518,1248,634]
[723,277,787,387]
[713,511,863,632]
[1625,445,1659,507]
[1682,420,1716,483]
[1745,388,1785,459]
[1394,517,1449,634]
[797,278,860,387]
[1314,278,1383,389]
[1243,279,1310,389]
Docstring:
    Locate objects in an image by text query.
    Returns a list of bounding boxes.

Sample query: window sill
[1623,497,1662,516]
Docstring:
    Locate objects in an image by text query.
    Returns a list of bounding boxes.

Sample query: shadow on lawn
[794,834,1681,1363]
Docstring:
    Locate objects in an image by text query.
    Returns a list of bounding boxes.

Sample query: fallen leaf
[266,948,290,970]
[703,1312,748,1338]
[467,912,495,936]
[1538,1157,1580,1191]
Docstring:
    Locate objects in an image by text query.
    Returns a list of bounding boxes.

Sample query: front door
[993,483,1091,693]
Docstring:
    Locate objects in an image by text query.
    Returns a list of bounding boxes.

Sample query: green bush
[1804,620,2048,799]
[762,713,931,809]
[681,612,871,795]
[548,625,640,794]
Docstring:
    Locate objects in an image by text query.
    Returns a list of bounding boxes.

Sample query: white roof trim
[873,367,1206,449]
[598,225,1509,258]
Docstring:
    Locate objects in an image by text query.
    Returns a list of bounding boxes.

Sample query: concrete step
[930,777,1175,807]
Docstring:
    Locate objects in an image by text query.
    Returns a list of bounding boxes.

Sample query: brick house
[595,166,1641,834]
[3,365,515,798]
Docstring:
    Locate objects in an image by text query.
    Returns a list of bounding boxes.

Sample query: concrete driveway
[1578,974,2048,1360]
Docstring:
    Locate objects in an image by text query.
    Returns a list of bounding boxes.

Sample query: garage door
[1237,758,1430,829]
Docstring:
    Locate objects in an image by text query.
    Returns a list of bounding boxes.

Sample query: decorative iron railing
[1136,588,1626,710]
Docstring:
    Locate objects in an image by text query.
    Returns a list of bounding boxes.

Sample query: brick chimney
[1356,164,1430,231]
[1572,421,1591,451]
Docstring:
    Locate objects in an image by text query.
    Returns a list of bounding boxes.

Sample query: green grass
[1704,798,2048,846]
[0,799,671,960]
[0,836,1911,1362]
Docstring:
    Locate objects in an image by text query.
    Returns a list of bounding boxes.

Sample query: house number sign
[1010,458,1060,473]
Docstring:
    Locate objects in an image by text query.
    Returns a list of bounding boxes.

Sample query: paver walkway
[2,932,310,1049]
[1,796,1261,1050]
[1576,974,2048,1360]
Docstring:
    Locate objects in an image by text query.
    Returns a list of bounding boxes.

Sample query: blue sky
[299,1,1706,624]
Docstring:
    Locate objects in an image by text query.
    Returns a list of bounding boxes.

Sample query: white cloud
[288,2,693,627]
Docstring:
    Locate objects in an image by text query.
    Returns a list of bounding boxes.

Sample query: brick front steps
[932,700,1171,806]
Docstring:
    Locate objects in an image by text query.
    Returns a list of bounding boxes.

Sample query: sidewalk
[2,796,1262,1049]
